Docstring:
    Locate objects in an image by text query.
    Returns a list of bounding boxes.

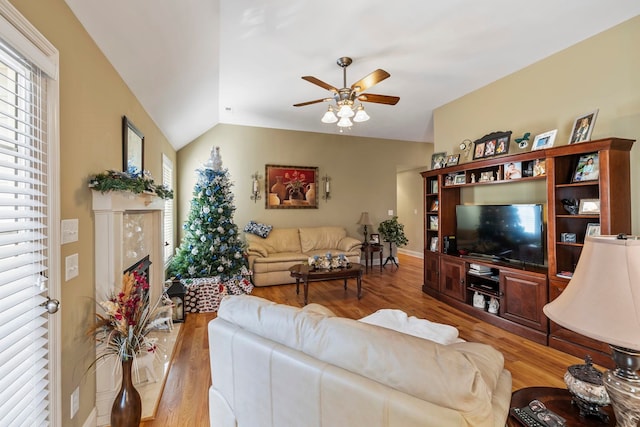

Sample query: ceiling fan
[293,57,400,127]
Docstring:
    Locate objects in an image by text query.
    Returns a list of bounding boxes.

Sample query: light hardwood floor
[142,254,584,426]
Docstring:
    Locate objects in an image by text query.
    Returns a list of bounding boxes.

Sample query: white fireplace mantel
[91,189,166,425]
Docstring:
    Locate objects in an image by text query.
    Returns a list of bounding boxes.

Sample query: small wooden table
[289,263,363,305]
[362,244,383,273]
[507,386,615,426]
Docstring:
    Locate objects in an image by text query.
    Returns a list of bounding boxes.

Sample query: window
[0,2,60,425]
[162,154,174,263]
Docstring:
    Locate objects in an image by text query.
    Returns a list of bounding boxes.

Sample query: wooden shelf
[421,137,634,361]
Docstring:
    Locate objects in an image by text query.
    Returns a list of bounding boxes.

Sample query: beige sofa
[245,226,362,286]
[209,295,512,427]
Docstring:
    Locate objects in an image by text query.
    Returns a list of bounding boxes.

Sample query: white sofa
[208,295,512,427]
[245,226,362,286]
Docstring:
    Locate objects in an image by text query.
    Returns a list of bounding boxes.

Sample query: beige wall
[177,124,431,254]
[433,15,640,233]
[11,1,176,425]
[397,168,425,256]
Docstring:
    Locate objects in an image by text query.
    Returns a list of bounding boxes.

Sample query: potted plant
[378,216,408,268]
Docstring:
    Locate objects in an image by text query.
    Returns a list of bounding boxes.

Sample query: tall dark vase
[111,358,142,427]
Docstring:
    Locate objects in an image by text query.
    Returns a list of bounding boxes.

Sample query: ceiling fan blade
[350,69,390,92]
[301,76,338,93]
[293,98,328,107]
[357,93,400,105]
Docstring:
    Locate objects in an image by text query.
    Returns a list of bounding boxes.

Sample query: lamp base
[569,394,610,423]
[603,346,640,427]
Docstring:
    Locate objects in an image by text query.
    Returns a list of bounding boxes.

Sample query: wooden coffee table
[289,263,363,305]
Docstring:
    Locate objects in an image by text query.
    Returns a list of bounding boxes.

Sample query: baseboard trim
[398,248,423,259]
[82,407,96,427]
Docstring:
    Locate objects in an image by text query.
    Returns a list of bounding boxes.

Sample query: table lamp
[543,235,640,427]
[357,212,373,244]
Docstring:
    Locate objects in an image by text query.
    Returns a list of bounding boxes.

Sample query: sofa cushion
[218,295,505,425]
[245,228,302,254]
[244,220,273,238]
[299,226,347,253]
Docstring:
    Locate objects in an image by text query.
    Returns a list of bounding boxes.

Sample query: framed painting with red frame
[266,164,318,209]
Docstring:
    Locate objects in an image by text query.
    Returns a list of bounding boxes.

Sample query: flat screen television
[455,204,545,266]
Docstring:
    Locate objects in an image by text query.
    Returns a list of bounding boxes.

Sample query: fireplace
[92,190,165,426]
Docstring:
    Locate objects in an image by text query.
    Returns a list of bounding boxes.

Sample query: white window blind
[162,154,174,262]
[0,39,51,425]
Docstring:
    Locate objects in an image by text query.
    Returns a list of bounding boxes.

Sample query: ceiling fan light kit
[294,56,399,130]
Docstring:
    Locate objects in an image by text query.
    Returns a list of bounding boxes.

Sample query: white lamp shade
[321,109,338,123]
[357,212,372,226]
[337,116,352,127]
[353,106,370,122]
[337,104,354,118]
[543,235,640,350]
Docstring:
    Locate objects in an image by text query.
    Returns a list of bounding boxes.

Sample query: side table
[507,386,615,426]
[362,244,382,273]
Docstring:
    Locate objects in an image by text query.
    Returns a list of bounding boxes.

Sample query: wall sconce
[322,175,331,201]
[250,171,261,203]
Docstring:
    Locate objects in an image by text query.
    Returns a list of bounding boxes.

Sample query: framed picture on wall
[266,164,318,209]
[122,116,144,175]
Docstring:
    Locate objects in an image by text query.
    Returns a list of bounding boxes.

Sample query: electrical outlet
[387,209,394,216]
[70,386,79,418]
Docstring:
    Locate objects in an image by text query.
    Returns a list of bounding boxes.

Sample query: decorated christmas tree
[167,146,249,280]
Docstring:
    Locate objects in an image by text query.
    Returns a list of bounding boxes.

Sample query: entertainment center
[421,137,634,367]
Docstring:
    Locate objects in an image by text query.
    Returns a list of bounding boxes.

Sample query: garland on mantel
[88,170,174,200]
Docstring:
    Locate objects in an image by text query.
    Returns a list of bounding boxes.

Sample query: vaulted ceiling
[64,1,640,150]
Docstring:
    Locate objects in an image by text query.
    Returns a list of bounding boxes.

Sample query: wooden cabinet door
[424,251,439,291]
[439,256,465,301]
[501,270,548,331]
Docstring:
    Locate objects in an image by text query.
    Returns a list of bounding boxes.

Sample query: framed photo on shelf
[569,109,598,144]
[533,158,546,177]
[504,162,522,180]
[369,233,380,245]
[446,154,460,166]
[585,223,601,237]
[531,129,558,151]
[431,152,447,169]
[473,141,486,160]
[495,136,509,155]
[579,198,601,215]
[483,139,496,157]
[472,131,512,160]
[430,180,438,194]
[453,174,466,185]
[572,152,599,182]
[430,199,439,212]
[429,215,438,231]
[430,236,438,252]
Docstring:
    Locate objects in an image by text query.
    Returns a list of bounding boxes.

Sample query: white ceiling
[64,1,640,150]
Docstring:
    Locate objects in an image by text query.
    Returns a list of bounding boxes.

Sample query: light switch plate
[65,253,79,281]
[61,219,79,244]
[387,209,394,216]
